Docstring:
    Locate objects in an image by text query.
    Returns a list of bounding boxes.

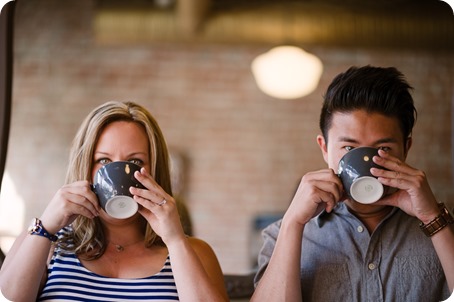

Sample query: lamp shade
[251,46,323,99]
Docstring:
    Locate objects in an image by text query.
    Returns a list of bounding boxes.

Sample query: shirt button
[368,263,376,270]
[357,226,364,233]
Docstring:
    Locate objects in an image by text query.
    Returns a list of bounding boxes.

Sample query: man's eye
[344,146,354,151]
[378,146,390,152]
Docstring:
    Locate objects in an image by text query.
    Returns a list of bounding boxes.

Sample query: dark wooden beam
[94,1,454,50]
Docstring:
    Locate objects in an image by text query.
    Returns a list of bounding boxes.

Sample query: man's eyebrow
[374,138,399,144]
[337,136,359,143]
[336,137,399,144]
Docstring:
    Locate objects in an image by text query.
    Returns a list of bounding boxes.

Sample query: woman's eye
[129,159,144,166]
[98,158,111,165]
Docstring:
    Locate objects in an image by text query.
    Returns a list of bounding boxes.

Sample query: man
[252,66,454,302]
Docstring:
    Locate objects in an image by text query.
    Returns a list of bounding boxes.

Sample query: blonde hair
[61,101,172,259]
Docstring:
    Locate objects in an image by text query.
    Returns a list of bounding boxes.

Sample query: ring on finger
[157,198,167,206]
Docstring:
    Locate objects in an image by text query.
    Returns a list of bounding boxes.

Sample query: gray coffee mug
[338,147,386,204]
[92,161,145,219]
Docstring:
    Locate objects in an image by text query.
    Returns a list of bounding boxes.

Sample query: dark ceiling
[210,0,449,10]
[95,0,454,50]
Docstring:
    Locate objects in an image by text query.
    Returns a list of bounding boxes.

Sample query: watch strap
[419,203,454,237]
[29,218,58,242]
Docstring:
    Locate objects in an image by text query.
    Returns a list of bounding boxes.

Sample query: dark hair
[319,66,417,145]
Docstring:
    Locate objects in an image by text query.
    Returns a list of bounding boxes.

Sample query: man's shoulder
[262,219,282,235]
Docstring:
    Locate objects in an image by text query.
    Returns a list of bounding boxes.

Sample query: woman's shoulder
[186,237,217,257]
[187,236,211,247]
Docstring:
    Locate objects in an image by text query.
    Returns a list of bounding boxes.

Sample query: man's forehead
[328,111,404,142]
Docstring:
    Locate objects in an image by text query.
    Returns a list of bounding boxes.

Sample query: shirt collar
[315,202,399,227]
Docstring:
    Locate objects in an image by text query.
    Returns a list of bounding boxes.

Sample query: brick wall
[1,0,453,274]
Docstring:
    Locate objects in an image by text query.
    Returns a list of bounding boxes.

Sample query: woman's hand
[130,168,186,246]
[283,168,344,227]
[371,149,440,223]
[39,181,100,235]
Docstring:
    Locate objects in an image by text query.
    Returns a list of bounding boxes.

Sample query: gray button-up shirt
[255,203,450,302]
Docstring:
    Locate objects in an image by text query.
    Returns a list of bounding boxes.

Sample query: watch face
[28,218,34,231]
[442,206,454,224]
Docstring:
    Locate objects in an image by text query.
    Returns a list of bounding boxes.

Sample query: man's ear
[317,134,329,164]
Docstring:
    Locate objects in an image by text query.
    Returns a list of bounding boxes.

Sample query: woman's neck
[101,216,146,246]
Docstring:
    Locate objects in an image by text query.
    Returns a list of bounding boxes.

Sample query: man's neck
[345,201,393,233]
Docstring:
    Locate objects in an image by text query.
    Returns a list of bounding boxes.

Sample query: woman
[0,101,228,301]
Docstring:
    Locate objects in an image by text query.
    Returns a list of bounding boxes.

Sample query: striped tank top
[38,251,179,301]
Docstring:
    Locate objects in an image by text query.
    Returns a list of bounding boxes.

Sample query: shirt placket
[364,233,384,302]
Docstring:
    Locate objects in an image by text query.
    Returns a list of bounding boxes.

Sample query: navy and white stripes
[38,252,178,301]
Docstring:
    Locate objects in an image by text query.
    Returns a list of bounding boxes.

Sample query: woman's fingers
[64,181,101,216]
[131,169,171,206]
[133,191,172,212]
[41,181,100,233]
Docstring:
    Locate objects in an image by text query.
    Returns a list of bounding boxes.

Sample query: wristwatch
[419,203,454,237]
[28,218,58,242]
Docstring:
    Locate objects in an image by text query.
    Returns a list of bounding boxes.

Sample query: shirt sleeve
[253,219,282,287]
